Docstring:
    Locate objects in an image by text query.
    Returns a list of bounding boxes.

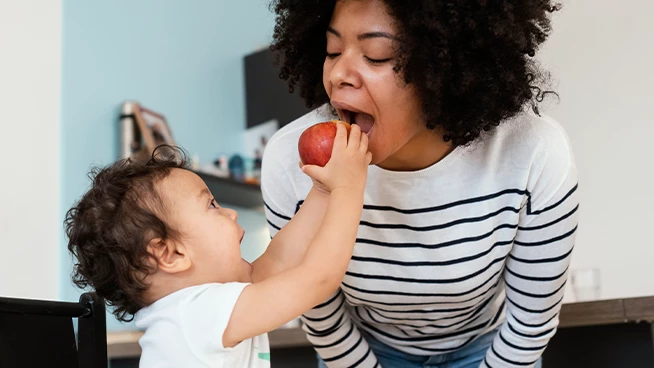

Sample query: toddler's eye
[210,199,218,209]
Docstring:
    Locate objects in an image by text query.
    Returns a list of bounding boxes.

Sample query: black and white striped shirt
[261,106,579,368]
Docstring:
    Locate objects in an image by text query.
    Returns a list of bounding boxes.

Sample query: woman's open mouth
[342,110,375,137]
[332,102,375,137]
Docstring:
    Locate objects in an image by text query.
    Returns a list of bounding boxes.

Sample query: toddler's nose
[224,208,238,221]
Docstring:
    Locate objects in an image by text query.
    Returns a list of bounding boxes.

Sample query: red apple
[298,120,351,167]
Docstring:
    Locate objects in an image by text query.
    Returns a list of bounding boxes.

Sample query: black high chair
[0,292,107,368]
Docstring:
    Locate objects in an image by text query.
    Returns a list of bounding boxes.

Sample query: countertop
[107,325,309,359]
[107,295,654,359]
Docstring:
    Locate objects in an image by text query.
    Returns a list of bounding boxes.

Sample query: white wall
[540,0,654,300]
[0,0,61,300]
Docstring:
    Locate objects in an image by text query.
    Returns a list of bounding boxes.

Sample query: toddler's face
[159,169,253,283]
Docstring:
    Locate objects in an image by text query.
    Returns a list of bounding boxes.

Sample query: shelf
[193,170,263,208]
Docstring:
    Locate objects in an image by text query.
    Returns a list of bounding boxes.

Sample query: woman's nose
[329,52,362,89]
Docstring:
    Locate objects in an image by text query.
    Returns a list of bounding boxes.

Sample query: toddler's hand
[299,160,330,195]
[301,123,372,194]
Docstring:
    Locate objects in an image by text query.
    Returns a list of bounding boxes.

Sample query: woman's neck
[377,128,455,172]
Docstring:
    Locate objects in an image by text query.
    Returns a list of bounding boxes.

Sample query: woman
[261,0,577,367]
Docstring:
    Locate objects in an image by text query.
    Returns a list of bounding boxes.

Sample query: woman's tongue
[352,112,375,135]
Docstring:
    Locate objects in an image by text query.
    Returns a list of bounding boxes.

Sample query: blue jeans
[317,328,543,368]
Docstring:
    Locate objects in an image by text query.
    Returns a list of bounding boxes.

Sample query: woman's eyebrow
[327,26,341,37]
[327,27,397,41]
[358,31,396,41]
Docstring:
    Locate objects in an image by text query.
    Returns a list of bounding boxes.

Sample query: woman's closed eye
[365,56,392,65]
[326,52,391,65]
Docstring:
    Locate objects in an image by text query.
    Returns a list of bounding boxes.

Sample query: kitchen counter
[546,296,654,367]
[107,295,654,359]
[558,295,654,328]
[107,325,310,359]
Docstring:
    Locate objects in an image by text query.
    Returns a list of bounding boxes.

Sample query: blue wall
[61,0,275,330]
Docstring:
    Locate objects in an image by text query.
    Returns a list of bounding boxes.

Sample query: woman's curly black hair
[271,0,561,146]
[65,146,188,322]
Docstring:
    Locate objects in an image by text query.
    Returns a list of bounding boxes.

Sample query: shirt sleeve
[261,146,298,237]
[482,123,579,367]
[301,290,380,367]
[260,136,380,368]
[179,283,250,357]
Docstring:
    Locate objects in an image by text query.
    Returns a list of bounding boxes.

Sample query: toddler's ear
[147,238,191,274]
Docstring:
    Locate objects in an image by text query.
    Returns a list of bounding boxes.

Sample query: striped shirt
[261,105,579,368]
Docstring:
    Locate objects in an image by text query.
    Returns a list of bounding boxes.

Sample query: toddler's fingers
[359,131,369,153]
[332,122,348,153]
[347,124,361,150]
[301,164,327,184]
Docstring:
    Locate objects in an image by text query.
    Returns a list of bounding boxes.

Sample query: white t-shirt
[134,283,270,368]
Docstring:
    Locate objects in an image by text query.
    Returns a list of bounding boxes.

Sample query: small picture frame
[131,103,176,159]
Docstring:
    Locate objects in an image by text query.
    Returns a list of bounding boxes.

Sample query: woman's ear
[147,238,192,274]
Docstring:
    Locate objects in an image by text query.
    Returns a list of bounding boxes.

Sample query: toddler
[65,123,370,367]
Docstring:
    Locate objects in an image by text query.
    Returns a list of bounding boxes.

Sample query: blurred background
[0,1,311,334]
[0,0,653,366]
